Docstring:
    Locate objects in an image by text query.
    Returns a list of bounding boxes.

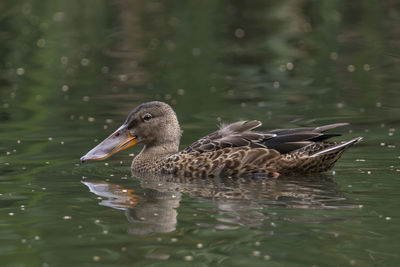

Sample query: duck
[80,101,362,178]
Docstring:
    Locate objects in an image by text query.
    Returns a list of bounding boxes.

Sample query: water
[1,1,400,266]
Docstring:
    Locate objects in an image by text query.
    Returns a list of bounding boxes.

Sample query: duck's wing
[260,123,350,154]
[183,121,349,154]
[183,120,274,153]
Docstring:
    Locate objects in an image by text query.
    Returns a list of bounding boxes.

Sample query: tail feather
[278,137,362,175]
[310,137,362,158]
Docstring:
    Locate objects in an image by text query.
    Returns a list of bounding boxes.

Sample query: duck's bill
[80,126,137,163]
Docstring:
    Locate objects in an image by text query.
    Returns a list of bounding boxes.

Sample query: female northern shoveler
[80,101,362,178]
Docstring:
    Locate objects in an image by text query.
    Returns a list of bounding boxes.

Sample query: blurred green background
[0,1,399,266]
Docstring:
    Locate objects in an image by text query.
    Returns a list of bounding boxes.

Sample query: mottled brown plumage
[81,101,362,178]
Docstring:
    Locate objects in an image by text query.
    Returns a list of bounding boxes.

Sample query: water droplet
[234,28,245,38]
[16,68,25,75]
[347,65,355,72]
[36,38,46,47]
[81,58,90,66]
[184,255,193,261]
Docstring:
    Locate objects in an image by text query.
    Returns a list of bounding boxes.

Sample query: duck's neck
[131,142,179,172]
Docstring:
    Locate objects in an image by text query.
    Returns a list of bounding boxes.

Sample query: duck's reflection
[82,173,352,234]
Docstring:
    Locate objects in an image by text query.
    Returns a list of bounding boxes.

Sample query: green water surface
[1,1,400,266]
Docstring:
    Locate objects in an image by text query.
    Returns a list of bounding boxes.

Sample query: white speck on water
[9,212,14,216]
[273,81,280,88]
[88,117,95,122]
[286,62,294,70]
[61,85,69,92]
[17,140,21,144]
[82,96,90,102]
[380,142,385,146]
[363,64,370,71]
[264,255,271,260]
[122,189,127,193]
[36,38,46,47]
[119,74,128,82]
[376,102,382,108]
[385,216,391,221]
[21,239,27,244]
[234,28,245,38]
[270,222,277,227]
[184,255,193,261]
[48,137,53,141]
[97,197,102,200]
[94,219,100,224]
[252,250,261,257]
[60,56,68,65]
[81,58,90,66]
[103,230,109,235]
[104,163,109,166]
[16,68,25,75]
[177,88,185,95]
[34,236,40,240]
[42,187,46,190]
[129,154,134,157]
[347,65,355,72]
[254,241,261,246]
[53,12,65,22]
[45,162,50,165]
[60,141,64,145]
[93,256,100,262]
[121,247,127,252]
[197,243,203,248]
[367,171,371,174]
[171,238,178,242]
[63,216,72,220]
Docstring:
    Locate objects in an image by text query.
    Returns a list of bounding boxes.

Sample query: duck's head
[80,101,181,163]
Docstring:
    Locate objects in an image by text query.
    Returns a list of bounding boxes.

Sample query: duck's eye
[143,113,152,122]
